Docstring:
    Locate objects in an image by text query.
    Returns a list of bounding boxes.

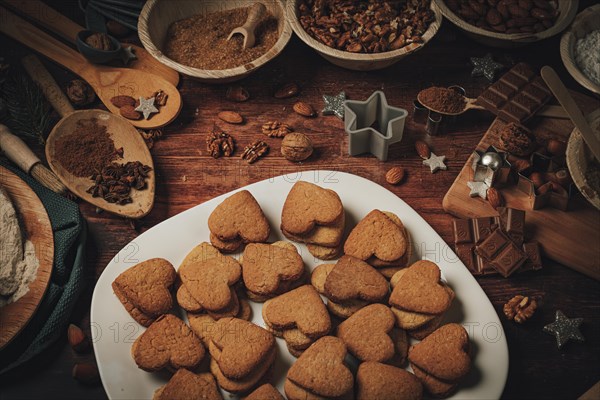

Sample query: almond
[72,363,100,385]
[68,324,89,353]
[226,86,250,102]
[529,172,545,189]
[293,101,316,117]
[119,105,141,120]
[546,138,566,156]
[487,187,504,209]
[385,167,406,185]
[218,111,243,124]
[110,95,136,108]
[415,140,431,159]
[274,82,300,99]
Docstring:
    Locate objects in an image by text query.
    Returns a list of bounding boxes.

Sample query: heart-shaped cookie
[209,317,275,380]
[245,383,284,400]
[287,336,353,398]
[356,362,423,400]
[112,258,176,326]
[263,285,331,339]
[337,303,396,362]
[389,260,451,314]
[281,181,344,235]
[153,369,222,400]
[179,256,241,312]
[242,243,304,296]
[132,314,205,372]
[208,190,270,242]
[408,323,471,382]
[344,210,408,262]
[324,256,389,303]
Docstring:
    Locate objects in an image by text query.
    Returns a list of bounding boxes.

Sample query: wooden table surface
[1,1,599,399]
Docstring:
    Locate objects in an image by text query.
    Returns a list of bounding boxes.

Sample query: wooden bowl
[560,4,600,95]
[434,0,578,48]
[286,0,443,71]
[138,0,292,83]
[567,108,600,211]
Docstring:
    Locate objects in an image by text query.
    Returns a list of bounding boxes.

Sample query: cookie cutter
[413,85,466,136]
[344,91,408,161]
[471,146,512,188]
[516,152,574,211]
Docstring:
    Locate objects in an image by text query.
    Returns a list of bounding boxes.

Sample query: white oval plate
[91,170,508,399]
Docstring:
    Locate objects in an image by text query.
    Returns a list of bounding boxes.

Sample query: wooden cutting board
[443,92,600,281]
[0,166,54,349]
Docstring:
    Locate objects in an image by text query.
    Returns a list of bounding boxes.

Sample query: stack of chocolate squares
[453,207,542,277]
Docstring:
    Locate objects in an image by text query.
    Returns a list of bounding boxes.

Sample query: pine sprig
[0,69,53,144]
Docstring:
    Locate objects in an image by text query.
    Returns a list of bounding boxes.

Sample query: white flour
[0,187,40,307]
[574,29,600,86]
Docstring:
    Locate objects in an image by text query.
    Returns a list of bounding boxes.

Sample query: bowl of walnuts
[286,0,443,71]
[434,0,579,48]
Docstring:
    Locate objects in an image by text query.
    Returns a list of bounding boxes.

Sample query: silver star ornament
[471,53,504,82]
[322,91,346,119]
[467,181,489,199]
[543,310,584,349]
[423,152,447,173]
[135,97,159,120]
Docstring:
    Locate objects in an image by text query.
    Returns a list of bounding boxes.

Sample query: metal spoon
[227,2,266,49]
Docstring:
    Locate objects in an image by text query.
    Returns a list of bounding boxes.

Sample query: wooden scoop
[22,55,155,219]
[1,0,179,86]
[227,2,266,49]
[0,6,181,129]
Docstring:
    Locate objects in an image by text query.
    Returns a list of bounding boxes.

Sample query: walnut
[85,32,115,51]
[241,140,269,164]
[281,133,313,162]
[152,90,168,107]
[206,130,235,158]
[262,122,293,138]
[66,79,96,106]
[503,295,537,323]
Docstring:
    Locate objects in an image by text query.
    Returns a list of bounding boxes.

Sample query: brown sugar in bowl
[286,0,443,71]
[138,0,292,83]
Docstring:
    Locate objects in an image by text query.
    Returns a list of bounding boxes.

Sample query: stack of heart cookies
[281,181,345,260]
[208,190,270,253]
[389,260,455,339]
[241,242,306,302]
[263,285,331,357]
[209,317,277,394]
[344,210,412,279]
[311,255,389,319]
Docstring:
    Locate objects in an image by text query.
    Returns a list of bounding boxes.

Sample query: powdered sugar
[574,29,600,86]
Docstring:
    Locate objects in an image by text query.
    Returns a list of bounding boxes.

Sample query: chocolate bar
[476,63,552,124]
[475,228,527,278]
[452,208,543,277]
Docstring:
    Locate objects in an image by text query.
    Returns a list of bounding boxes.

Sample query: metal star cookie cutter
[344,91,408,161]
[516,152,574,211]
[471,146,511,188]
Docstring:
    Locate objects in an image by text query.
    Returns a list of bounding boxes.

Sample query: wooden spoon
[0,6,181,129]
[227,2,266,49]
[417,87,568,119]
[22,54,155,219]
[541,66,600,161]
[1,0,179,86]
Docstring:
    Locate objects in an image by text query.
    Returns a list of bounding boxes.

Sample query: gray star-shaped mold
[471,53,504,82]
[322,91,346,119]
[120,46,137,66]
[423,152,447,173]
[135,97,159,120]
[467,181,489,199]
[344,91,408,161]
[543,310,585,349]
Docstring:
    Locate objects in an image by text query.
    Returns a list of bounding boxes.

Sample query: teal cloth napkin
[0,159,87,377]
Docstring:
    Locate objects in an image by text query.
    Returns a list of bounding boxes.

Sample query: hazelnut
[546,138,567,156]
[84,32,114,51]
[66,79,95,106]
[281,133,313,162]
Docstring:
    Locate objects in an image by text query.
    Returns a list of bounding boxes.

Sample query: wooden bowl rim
[285,0,443,62]
[434,0,579,43]
[138,0,292,80]
[560,4,600,95]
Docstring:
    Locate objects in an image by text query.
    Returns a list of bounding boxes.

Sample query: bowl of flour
[560,4,600,95]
